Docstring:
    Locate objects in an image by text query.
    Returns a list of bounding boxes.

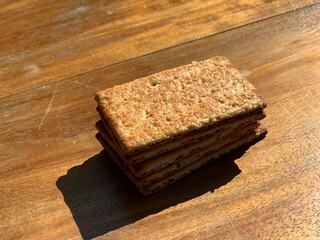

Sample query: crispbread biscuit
[96,124,267,195]
[130,123,258,185]
[95,56,266,156]
[130,122,258,179]
[96,110,265,164]
[97,119,259,178]
[97,122,258,185]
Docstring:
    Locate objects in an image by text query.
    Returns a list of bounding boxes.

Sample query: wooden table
[1,1,319,239]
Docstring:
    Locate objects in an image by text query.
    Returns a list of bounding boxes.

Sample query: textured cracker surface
[96,56,266,154]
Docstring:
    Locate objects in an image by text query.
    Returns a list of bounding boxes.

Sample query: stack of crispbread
[95,56,267,196]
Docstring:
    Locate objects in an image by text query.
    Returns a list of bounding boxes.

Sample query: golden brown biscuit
[95,56,266,156]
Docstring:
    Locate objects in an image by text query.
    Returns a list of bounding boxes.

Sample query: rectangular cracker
[130,123,259,180]
[97,119,259,178]
[96,109,265,164]
[99,122,258,184]
[95,56,266,156]
[96,124,267,195]
[99,122,258,185]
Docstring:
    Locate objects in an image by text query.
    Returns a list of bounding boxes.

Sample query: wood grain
[1,3,320,240]
[0,0,318,97]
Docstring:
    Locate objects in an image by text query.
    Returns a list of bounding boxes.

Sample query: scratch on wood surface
[221,207,242,240]
[68,80,96,90]
[38,92,55,130]
[55,5,91,21]
[24,64,40,77]
[307,28,319,34]
[241,70,252,78]
[106,10,114,15]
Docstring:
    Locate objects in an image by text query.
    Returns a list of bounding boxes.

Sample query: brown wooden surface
[0,0,319,97]
[0,1,320,240]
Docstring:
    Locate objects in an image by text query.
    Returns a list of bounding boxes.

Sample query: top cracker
[95,56,266,155]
